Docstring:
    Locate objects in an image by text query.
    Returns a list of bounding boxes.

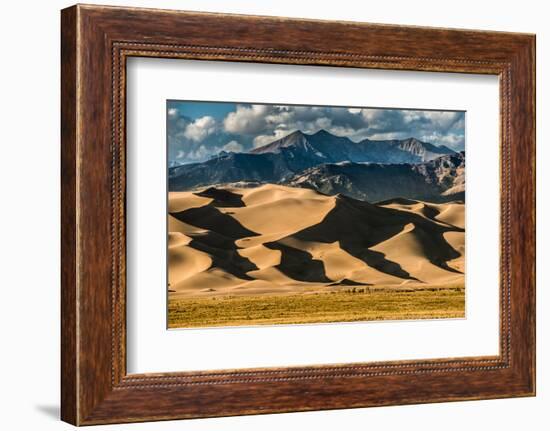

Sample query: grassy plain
[168,285,465,329]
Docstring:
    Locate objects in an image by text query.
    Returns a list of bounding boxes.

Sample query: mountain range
[250,129,455,163]
[169,129,464,203]
[288,152,465,203]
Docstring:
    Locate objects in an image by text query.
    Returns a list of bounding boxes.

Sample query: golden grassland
[168,284,465,329]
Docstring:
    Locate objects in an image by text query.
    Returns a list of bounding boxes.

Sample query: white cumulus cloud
[184,116,217,142]
[223,104,271,135]
[421,111,463,131]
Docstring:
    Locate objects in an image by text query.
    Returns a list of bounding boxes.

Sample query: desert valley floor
[167,184,465,328]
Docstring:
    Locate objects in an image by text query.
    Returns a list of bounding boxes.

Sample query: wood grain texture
[60,5,78,425]
[60,4,536,425]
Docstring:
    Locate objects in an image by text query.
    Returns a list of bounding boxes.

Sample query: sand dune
[168,191,212,213]
[436,204,465,229]
[443,231,465,272]
[168,241,212,291]
[371,223,463,284]
[168,185,465,297]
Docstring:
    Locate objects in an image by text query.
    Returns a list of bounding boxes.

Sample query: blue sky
[170,101,237,120]
[167,100,465,164]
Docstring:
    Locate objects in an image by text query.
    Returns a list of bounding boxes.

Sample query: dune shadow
[194,187,246,208]
[420,204,441,221]
[350,247,418,280]
[375,197,420,206]
[292,196,417,280]
[329,279,371,286]
[265,242,331,283]
[295,195,405,246]
[188,235,258,280]
[291,194,464,280]
[171,198,260,281]
[409,225,464,274]
[170,205,259,239]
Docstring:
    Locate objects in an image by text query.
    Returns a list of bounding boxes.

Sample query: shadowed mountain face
[167,185,465,297]
[168,129,461,202]
[288,152,465,203]
[169,152,285,190]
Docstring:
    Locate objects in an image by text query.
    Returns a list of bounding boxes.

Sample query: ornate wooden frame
[61,4,535,425]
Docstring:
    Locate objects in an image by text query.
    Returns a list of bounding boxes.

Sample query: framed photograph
[61,4,535,425]
[165,99,467,329]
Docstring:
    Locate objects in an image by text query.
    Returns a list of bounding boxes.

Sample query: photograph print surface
[167,101,466,328]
